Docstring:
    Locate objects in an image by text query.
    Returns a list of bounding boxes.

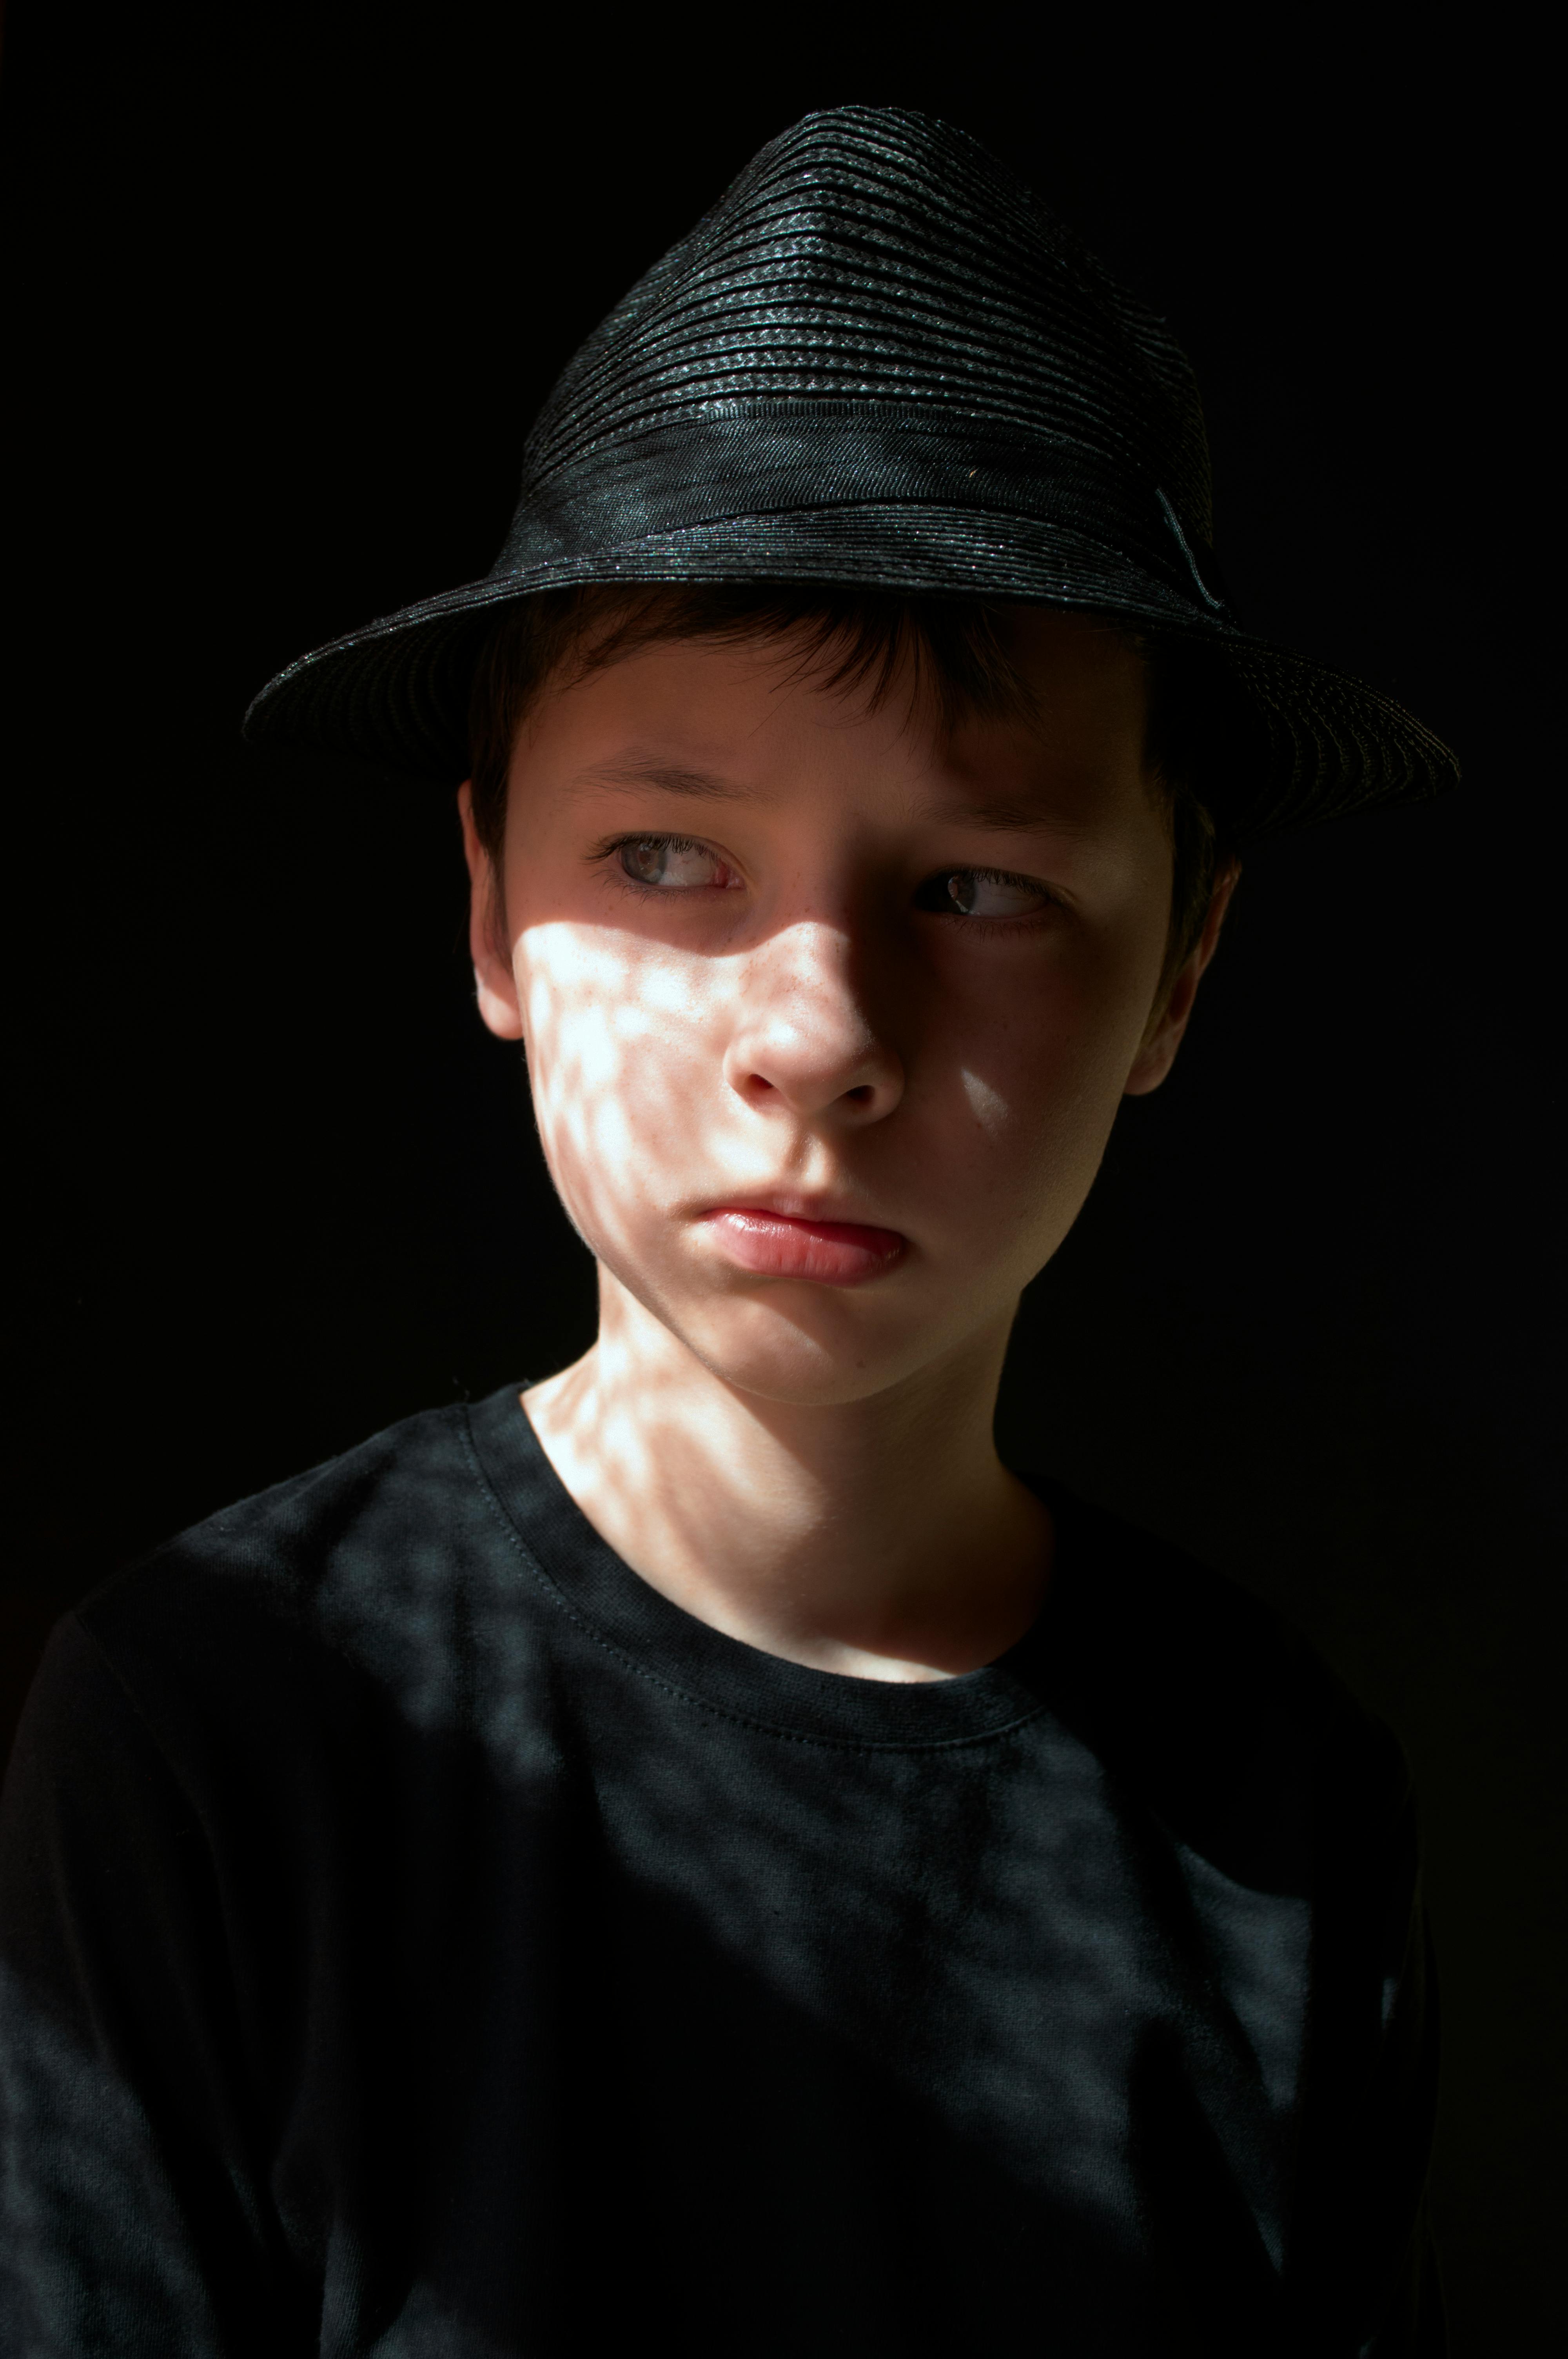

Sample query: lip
[699,1205,908,1286]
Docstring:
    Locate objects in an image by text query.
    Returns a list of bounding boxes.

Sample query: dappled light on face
[516,917,736,1263]
[494,680,1184,1420]
[479,591,1194,1423]
[960,1065,1011,1136]
[512,903,956,1416]
[506,885,1149,1421]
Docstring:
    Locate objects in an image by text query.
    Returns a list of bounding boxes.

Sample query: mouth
[699,1205,908,1287]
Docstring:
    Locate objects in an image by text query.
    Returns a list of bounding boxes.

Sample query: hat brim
[243,505,1458,843]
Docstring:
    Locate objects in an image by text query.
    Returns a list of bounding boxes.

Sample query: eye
[914,867,1054,919]
[616,835,742,892]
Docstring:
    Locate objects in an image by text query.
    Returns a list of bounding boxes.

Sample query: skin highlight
[460,607,1238,1683]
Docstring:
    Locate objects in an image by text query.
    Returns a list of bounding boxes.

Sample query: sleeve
[1289,1706,1446,2359]
[0,1614,287,2359]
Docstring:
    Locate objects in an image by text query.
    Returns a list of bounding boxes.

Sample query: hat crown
[523,107,1214,543]
[243,107,1457,838]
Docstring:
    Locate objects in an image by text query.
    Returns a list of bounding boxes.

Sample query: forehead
[512,605,1153,838]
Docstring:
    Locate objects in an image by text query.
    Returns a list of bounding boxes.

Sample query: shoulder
[46,1394,542,1773]
[1030,1482,1412,1885]
[80,1395,473,1631]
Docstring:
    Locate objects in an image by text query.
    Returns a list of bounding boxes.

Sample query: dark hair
[466,585,1232,1002]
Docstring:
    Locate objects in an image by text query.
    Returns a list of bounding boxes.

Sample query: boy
[0,109,1452,2355]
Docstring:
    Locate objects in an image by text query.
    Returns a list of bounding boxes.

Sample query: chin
[670,1287,978,1410]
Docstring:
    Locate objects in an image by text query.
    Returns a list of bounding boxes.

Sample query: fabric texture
[242,107,1458,843]
[0,1386,1443,2356]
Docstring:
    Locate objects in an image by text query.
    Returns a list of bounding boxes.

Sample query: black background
[2,5,1560,2345]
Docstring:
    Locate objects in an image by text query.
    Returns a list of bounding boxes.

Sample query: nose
[723,921,905,1125]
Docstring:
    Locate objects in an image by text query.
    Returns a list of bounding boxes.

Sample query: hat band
[495,414,1221,611]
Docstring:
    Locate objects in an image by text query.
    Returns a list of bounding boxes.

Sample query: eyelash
[598,834,1057,923]
[912,865,1059,923]
[599,833,734,887]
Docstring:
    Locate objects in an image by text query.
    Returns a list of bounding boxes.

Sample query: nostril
[845,1083,874,1105]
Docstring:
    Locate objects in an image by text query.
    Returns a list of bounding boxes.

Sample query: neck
[521,1273,1053,1682]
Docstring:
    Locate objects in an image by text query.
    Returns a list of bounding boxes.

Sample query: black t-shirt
[0,1386,1441,2356]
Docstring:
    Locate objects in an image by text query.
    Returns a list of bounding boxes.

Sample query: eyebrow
[570,758,748,800]
[571,757,1089,840]
[920,793,1064,834]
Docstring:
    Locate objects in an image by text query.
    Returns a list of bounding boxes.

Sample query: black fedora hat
[244,107,1456,842]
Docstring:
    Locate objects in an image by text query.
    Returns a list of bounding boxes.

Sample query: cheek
[925,956,1155,1211]
[515,922,722,1232]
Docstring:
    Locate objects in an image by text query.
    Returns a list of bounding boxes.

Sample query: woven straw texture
[245,109,1457,839]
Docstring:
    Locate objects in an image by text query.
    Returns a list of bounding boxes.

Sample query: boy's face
[463,609,1230,1408]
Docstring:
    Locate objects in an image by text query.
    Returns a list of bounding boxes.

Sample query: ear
[1123,859,1240,1097]
[457,781,524,1043]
